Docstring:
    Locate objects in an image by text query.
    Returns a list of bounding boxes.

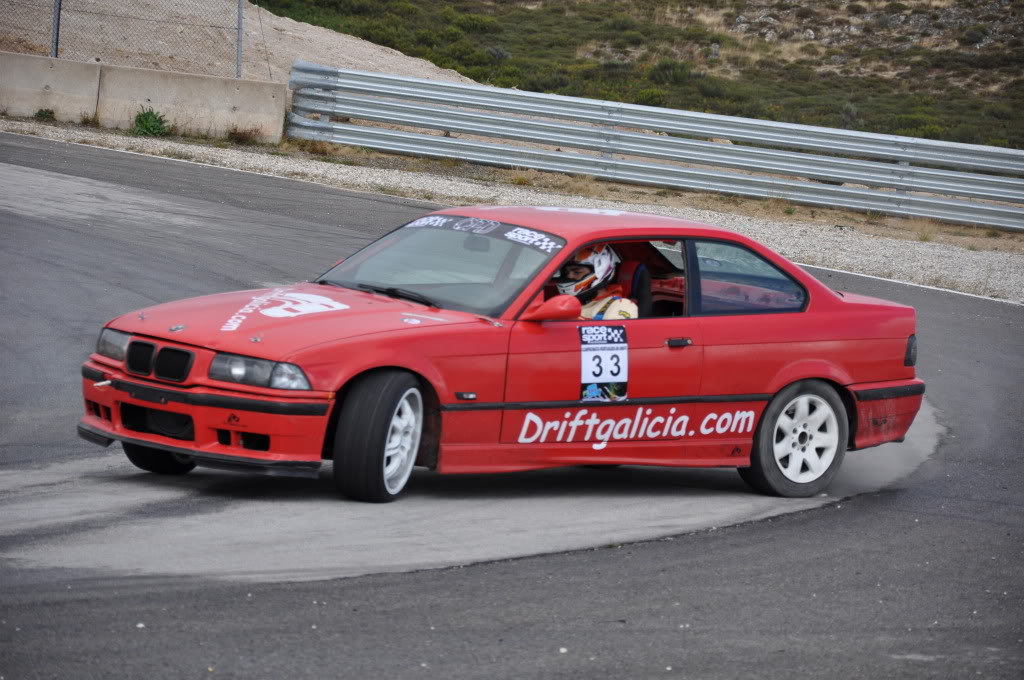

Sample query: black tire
[738,380,848,498]
[123,442,196,475]
[333,370,426,503]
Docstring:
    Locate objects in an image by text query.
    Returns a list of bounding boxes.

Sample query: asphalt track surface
[1,133,1021,678]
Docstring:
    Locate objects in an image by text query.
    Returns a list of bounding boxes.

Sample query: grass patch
[34,109,55,121]
[372,183,404,196]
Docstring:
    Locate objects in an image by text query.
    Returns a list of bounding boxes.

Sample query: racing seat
[616,261,652,318]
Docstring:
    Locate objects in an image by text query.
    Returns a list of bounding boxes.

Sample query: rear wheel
[738,380,847,497]
[123,442,196,475]
[333,371,425,502]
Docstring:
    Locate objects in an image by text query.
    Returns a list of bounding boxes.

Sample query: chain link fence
[1,0,243,78]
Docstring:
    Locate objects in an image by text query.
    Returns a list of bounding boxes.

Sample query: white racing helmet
[553,244,620,303]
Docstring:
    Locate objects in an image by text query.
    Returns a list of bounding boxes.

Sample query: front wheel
[123,442,196,475]
[333,371,425,502]
[738,380,848,497]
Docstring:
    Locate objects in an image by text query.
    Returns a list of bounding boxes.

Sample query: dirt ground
[0,0,473,84]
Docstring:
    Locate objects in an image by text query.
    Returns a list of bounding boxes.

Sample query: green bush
[33,108,55,121]
[454,13,500,34]
[649,58,691,85]
[696,78,727,99]
[847,3,868,16]
[958,24,989,46]
[620,30,645,46]
[131,107,170,136]
[603,15,639,32]
[634,89,668,107]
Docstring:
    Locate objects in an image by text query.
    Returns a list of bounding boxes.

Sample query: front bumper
[79,362,332,477]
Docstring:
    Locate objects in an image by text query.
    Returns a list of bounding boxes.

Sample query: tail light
[904,334,917,367]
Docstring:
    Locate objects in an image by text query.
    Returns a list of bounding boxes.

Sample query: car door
[498,237,706,467]
[687,238,812,459]
[501,314,704,463]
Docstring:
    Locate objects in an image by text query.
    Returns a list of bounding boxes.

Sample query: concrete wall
[0,51,286,143]
[0,52,101,122]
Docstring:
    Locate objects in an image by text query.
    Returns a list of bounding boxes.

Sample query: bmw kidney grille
[125,341,193,382]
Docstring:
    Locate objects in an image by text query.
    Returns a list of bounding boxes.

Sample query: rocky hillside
[259,0,1024,148]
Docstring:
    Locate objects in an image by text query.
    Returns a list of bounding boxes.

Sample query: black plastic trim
[76,422,320,478]
[76,424,113,447]
[82,365,105,382]
[443,393,772,412]
[853,383,925,401]
[86,374,329,415]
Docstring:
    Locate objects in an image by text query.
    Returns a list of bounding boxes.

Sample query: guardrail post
[50,0,62,58]
[236,0,243,79]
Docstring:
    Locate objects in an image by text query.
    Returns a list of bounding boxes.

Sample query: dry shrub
[226,125,262,145]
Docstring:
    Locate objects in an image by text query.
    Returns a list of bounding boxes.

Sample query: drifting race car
[78,206,924,502]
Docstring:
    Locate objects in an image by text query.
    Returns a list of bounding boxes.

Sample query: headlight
[209,353,311,390]
[96,328,131,360]
[270,363,311,390]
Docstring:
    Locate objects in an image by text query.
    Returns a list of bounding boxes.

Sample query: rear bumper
[80,362,331,477]
[848,378,925,450]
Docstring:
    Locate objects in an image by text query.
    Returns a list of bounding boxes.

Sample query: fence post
[236,0,243,78]
[50,0,62,58]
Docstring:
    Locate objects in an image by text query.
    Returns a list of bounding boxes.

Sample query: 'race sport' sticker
[579,325,628,401]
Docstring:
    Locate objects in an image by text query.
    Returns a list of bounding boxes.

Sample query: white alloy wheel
[334,370,432,502]
[383,388,423,495]
[772,393,839,484]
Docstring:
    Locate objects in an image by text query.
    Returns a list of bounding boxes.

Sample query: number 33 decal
[590,353,622,378]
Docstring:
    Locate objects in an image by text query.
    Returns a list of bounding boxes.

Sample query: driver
[553,244,639,320]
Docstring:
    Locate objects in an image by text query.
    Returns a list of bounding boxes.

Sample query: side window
[546,240,688,320]
[693,240,805,314]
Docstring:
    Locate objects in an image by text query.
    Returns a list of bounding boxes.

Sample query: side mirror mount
[520,295,581,322]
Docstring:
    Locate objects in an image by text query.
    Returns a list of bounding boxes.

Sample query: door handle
[666,337,693,347]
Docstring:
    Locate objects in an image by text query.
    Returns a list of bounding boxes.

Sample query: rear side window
[692,240,805,314]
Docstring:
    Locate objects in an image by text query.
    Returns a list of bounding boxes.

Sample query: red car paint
[78,206,923,481]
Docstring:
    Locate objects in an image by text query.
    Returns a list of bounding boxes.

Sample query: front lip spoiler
[77,423,322,479]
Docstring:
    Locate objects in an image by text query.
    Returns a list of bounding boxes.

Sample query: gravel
[3,117,1022,305]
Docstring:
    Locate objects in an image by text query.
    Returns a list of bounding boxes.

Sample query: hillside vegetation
[261,0,1024,149]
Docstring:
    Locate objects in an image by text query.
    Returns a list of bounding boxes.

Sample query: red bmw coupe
[79,206,924,501]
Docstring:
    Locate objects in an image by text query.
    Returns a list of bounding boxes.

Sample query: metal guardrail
[288,60,1024,231]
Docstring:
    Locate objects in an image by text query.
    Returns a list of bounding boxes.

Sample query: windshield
[317,215,566,316]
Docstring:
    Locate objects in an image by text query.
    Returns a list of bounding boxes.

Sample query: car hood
[109,282,475,357]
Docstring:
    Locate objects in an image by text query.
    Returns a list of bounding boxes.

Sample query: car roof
[431,206,747,243]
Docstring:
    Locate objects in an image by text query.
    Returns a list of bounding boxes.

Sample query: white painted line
[798,262,1024,307]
